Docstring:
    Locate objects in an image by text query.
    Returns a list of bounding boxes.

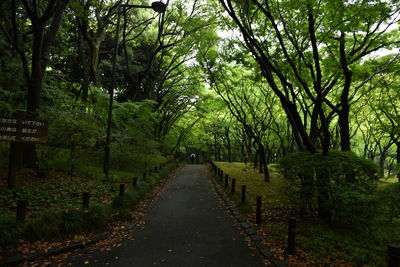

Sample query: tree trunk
[339,107,351,151]
[259,145,270,182]
[397,142,400,182]
[23,24,45,167]
[378,142,392,177]
[254,146,259,169]
[246,134,252,163]
[21,0,70,167]
[338,32,352,152]
[242,143,247,164]
[90,41,101,87]
[225,127,232,163]
[379,152,386,177]
[77,33,91,102]
[214,134,218,161]
[8,109,25,189]
[259,147,263,174]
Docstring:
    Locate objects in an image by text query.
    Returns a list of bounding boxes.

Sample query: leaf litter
[5,168,179,266]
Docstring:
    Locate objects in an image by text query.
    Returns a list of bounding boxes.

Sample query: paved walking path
[67,165,264,266]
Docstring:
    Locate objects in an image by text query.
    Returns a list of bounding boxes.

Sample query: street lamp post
[103,1,167,179]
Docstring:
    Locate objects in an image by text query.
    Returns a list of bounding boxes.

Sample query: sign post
[0,110,48,189]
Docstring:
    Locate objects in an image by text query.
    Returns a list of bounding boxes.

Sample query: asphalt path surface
[66,165,264,267]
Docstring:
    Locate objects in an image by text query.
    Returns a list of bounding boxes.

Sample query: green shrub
[25,209,63,240]
[137,181,152,195]
[112,195,128,209]
[379,182,400,219]
[127,190,140,203]
[0,214,25,247]
[110,163,176,219]
[62,208,86,234]
[112,190,140,210]
[279,150,381,228]
[158,168,169,179]
[0,189,15,214]
[86,203,111,227]
[297,224,386,266]
[114,208,132,221]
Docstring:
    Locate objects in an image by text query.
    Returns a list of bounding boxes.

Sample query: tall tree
[1,0,70,166]
[216,0,399,153]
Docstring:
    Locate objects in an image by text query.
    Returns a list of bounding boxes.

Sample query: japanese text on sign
[0,117,48,143]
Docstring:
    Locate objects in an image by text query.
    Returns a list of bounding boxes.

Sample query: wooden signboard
[0,117,48,143]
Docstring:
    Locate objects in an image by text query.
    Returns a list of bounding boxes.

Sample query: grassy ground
[213,162,290,207]
[213,161,394,267]
[379,175,398,184]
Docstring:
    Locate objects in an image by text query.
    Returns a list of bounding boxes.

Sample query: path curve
[67,165,264,267]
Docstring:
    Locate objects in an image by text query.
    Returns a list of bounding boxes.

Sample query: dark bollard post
[82,192,90,209]
[287,218,296,254]
[388,245,400,267]
[241,185,246,204]
[132,177,138,187]
[231,178,236,194]
[16,199,27,222]
[143,172,147,180]
[224,175,229,188]
[217,168,220,176]
[220,170,224,180]
[256,196,262,224]
[119,183,125,196]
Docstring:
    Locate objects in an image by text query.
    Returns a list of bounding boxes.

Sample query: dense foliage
[1,0,400,264]
[279,151,382,225]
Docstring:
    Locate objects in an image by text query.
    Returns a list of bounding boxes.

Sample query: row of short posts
[121,158,175,196]
[113,159,177,200]
[143,161,169,180]
[15,159,176,223]
[217,170,294,255]
[211,161,400,263]
[212,166,294,255]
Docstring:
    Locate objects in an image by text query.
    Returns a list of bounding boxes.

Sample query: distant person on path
[190,153,196,164]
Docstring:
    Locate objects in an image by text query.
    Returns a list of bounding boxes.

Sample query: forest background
[1,0,400,266]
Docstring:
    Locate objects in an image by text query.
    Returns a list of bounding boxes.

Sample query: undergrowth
[211,161,396,267]
[0,161,178,248]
